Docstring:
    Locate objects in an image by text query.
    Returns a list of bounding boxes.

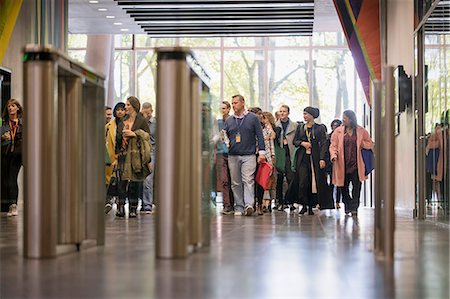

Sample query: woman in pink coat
[329,110,374,216]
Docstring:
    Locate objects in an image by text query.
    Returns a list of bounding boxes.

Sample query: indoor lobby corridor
[1,207,449,299]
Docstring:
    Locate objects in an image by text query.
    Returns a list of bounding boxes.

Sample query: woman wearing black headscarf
[286,106,334,215]
[105,102,126,214]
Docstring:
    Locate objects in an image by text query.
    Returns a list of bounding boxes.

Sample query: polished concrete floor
[1,205,449,299]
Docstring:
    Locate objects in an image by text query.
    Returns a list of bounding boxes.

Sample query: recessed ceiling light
[98,8,107,11]
[106,15,115,19]
[120,28,129,32]
[89,1,99,3]
[113,22,123,25]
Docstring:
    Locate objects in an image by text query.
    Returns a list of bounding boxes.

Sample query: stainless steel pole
[373,80,383,254]
[24,58,58,258]
[383,66,396,261]
[416,29,426,220]
[155,49,191,258]
[189,74,202,248]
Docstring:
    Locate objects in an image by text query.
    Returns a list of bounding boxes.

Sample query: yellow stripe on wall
[0,0,24,64]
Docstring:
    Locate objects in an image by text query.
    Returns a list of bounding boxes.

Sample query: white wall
[387,0,416,213]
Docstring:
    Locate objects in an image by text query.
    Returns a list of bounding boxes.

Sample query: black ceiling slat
[127,7,313,13]
[130,11,314,17]
[116,0,314,4]
[134,16,314,21]
[114,0,315,36]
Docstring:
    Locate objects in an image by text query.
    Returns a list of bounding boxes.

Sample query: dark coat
[285,122,334,209]
[1,118,23,156]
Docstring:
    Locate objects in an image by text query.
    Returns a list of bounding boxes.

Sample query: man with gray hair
[140,102,157,214]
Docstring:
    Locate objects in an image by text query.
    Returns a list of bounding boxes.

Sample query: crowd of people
[217,94,374,217]
[0,93,374,219]
[104,96,156,218]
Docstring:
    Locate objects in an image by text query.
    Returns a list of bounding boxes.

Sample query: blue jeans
[228,155,257,212]
[142,152,155,211]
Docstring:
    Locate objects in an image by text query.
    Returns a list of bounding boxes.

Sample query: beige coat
[275,118,298,164]
[329,125,374,187]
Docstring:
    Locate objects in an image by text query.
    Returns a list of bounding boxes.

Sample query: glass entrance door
[421,33,450,224]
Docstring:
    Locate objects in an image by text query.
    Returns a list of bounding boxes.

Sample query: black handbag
[107,167,120,197]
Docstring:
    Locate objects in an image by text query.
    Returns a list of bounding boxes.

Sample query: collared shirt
[233,109,248,119]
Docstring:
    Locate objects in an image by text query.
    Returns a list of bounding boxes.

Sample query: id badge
[236,133,241,143]
[283,138,288,145]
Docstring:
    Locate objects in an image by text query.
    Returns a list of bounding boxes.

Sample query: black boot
[116,204,125,217]
[308,206,314,215]
[129,205,137,218]
[299,206,307,214]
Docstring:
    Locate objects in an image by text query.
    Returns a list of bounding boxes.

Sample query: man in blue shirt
[223,94,265,216]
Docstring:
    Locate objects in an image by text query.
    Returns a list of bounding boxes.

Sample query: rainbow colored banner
[333,0,381,106]
[0,0,23,64]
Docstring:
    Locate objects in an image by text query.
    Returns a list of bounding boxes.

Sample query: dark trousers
[118,180,142,209]
[276,170,293,205]
[1,154,22,212]
[255,162,264,207]
[218,154,234,209]
[331,184,342,203]
[276,145,294,205]
[341,170,362,212]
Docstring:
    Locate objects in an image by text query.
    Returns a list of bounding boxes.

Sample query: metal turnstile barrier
[23,45,105,258]
[373,66,396,261]
[155,48,211,259]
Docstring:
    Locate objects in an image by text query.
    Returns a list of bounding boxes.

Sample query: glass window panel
[180,38,221,48]
[424,47,442,133]
[114,50,133,103]
[135,35,178,47]
[267,49,309,120]
[68,34,87,48]
[313,32,346,47]
[269,36,310,47]
[313,49,359,128]
[68,50,86,63]
[425,35,439,45]
[224,37,258,47]
[114,34,133,48]
[192,50,222,116]
[136,50,157,109]
[223,50,263,109]
[135,34,153,47]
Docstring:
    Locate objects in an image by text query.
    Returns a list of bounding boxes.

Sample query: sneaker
[7,204,18,217]
[244,205,254,216]
[140,209,153,214]
[104,203,112,214]
[234,211,243,216]
[222,207,234,215]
